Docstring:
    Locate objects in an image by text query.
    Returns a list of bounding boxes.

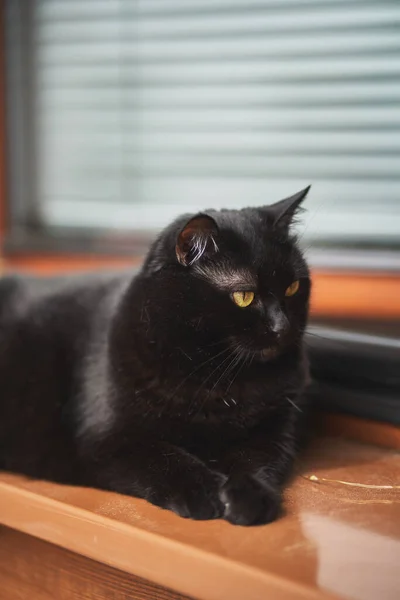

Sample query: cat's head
[143,187,311,362]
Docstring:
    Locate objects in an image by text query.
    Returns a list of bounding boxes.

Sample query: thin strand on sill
[302,474,400,489]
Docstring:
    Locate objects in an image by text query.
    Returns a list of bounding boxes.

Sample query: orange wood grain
[3,254,138,274]
[310,271,400,318]
[0,526,190,600]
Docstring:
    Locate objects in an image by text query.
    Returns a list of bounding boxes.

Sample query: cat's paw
[220,475,281,526]
[167,468,226,521]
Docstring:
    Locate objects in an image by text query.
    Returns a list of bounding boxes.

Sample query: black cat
[0,186,311,525]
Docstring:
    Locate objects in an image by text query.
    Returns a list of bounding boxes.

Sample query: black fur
[0,187,311,525]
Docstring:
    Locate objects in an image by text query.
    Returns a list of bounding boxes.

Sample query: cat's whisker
[166,346,231,408]
[189,349,238,417]
[188,349,236,415]
[225,350,247,394]
[209,351,241,396]
[286,396,302,412]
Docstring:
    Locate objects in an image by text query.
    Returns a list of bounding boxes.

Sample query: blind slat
[37,82,400,110]
[37,31,400,65]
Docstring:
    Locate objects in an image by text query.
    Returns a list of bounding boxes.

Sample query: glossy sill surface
[0,437,398,600]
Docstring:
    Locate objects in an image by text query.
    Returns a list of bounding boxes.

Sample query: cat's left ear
[176,214,219,266]
[267,185,311,229]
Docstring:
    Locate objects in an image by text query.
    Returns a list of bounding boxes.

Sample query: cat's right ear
[176,215,219,266]
[265,186,311,230]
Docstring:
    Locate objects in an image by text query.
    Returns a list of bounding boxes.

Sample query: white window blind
[10,0,400,243]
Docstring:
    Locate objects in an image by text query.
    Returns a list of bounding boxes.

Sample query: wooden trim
[0,479,332,600]
[3,254,138,274]
[318,412,400,450]
[310,271,400,319]
[0,526,191,600]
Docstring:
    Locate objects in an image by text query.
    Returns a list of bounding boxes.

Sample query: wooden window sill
[0,437,398,600]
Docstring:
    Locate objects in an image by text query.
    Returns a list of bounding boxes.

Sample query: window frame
[3,0,400,263]
[0,0,398,320]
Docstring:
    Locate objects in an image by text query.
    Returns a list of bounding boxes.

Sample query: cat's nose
[270,319,288,339]
[267,305,289,339]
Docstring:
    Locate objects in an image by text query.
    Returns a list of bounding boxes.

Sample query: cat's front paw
[167,468,226,521]
[220,475,281,526]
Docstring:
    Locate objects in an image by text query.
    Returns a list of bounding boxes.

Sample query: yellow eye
[285,280,300,297]
[232,291,254,308]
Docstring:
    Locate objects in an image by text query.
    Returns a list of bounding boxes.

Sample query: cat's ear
[267,185,311,229]
[176,214,219,266]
